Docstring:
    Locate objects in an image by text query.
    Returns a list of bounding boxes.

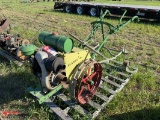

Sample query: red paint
[2,110,21,117]
[77,63,102,104]
[42,46,57,56]
[5,36,10,40]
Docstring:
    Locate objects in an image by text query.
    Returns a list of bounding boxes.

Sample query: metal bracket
[28,83,63,104]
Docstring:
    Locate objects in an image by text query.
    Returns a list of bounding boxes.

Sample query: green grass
[0,0,160,120]
[95,0,160,6]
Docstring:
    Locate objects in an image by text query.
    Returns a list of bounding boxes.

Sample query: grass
[95,0,160,6]
[0,0,160,120]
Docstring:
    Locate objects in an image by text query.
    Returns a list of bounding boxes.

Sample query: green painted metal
[20,44,36,56]
[79,9,139,58]
[28,84,63,104]
[38,31,73,53]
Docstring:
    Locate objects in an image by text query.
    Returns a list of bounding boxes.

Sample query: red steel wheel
[74,60,102,104]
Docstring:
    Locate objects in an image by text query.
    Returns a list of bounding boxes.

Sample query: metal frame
[0,49,23,66]
[72,9,139,60]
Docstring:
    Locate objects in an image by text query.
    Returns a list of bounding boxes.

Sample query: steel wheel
[74,60,102,104]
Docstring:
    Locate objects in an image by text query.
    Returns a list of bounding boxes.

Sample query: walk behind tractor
[0,10,139,119]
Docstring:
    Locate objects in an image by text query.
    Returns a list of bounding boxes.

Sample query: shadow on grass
[0,59,59,119]
[0,58,34,105]
[107,107,160,120]
[0,67,35,105]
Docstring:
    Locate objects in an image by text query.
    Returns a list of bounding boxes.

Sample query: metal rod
[69,33,106,58]
[119,10,127,24]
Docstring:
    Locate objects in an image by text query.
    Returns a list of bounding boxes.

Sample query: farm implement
[0,10,138,119]
[0,15,30,66]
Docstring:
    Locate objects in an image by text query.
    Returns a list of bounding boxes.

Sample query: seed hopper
[0,10,139,119]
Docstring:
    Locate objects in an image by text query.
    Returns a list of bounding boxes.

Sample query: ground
[0,0,160,120]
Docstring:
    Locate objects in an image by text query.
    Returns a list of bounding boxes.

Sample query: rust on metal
[0,19,10,33]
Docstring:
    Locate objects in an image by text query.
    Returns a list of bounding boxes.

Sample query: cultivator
[0,10,138,119]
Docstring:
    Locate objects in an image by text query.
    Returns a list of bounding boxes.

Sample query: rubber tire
[89,7,99,17]
[63,5,73,13]
[76,6,85,15]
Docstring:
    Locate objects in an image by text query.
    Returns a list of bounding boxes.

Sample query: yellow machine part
[59,47,91,80]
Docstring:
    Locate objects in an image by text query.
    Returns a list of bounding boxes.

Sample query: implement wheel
[74,60,102,104]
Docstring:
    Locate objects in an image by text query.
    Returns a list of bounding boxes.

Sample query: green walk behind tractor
[19,10,138,119]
